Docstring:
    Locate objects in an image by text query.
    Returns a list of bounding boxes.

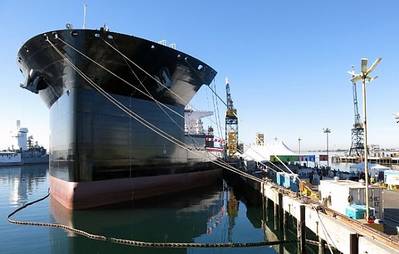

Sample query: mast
[83,3,87,29]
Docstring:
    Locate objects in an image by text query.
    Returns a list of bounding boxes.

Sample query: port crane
[348,66,365,157]
[225,78,238,159]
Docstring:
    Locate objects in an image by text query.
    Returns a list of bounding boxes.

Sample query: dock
[257,178,399,254]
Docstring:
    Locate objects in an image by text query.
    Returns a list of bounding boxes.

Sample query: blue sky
[0,0,398,151]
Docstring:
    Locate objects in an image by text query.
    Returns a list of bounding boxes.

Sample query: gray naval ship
[0,120,48,166]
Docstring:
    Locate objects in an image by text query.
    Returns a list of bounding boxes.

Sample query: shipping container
[276,172,285,186]
[345,204,366,219]
[290,175,299,192]
[275,172,299,192]
[319,180,383,219]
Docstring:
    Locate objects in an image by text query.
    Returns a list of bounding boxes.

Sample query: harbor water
[0,165,303,254]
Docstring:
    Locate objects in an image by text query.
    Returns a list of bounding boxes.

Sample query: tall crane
[348,66,365,156]
[225,78,238,159]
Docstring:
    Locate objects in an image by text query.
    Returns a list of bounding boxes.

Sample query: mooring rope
[52,32,307,187]
[10,37,282,250]
[7,190,107,241]
[47,35,263,184]
[8,190,297,249]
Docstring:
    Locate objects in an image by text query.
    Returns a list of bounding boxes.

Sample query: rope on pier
[8,189,297,249]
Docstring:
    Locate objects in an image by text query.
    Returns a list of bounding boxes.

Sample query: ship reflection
[225,176,299,254]
[0,165,47,206]
[260,199,298,254]
[48,180,238,254]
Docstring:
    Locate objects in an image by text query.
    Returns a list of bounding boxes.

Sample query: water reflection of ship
[260,202,297,254]
[49,183,225,254]
[222,173,301,253]
[0,165,47,206]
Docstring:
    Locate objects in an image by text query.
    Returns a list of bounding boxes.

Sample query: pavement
[383,190,399,234]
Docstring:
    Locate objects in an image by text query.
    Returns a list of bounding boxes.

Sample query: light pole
[298,137,302,155]
[349,57,382,220]
[323,128,331,167]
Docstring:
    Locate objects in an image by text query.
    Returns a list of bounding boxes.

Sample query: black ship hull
[18,28,220,209]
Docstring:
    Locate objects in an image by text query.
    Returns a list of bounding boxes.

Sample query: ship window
[95,33,100,38]
[177,54,181,58]
[197,64,203,71]
[151,45,155,49]
[107,34,113,39]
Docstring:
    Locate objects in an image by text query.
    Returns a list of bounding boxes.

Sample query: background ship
[18,26,222,209]
[0,120,48,166]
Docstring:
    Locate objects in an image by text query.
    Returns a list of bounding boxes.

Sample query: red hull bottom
[50,169,222,209]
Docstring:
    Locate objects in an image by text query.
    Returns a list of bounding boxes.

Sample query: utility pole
[298,137,302,155]
[350,57,382,220]
[323,128,331,167]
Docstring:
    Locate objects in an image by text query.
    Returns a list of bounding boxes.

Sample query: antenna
[83,3,87,29]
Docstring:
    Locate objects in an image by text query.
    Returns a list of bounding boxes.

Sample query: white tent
[240,138,296,162]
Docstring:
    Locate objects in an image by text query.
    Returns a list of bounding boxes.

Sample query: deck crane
[225,78,238,159]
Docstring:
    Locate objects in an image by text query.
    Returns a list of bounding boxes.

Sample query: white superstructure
[0,121,27,165]
[15,120,29,151]
[17,128,28,151]
[184,109,213,135]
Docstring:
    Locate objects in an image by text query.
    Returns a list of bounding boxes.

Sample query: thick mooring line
[8,190,297,249]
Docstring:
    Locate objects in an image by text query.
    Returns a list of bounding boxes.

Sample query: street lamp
[349,57,382,220]
[298,137,302,155]
[323,128,331,167]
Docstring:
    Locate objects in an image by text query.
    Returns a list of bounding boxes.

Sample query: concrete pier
[260,180,399,254]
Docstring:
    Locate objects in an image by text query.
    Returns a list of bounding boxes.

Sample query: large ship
[0,121,48,166]
[17,26,222,209]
